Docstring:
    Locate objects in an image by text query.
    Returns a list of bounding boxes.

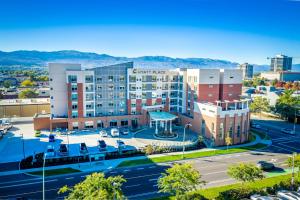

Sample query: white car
[111,128,119,137]
[99,130,108,137]
[281,128,295,135]
[277,190,300,200]
[45,145,55,157]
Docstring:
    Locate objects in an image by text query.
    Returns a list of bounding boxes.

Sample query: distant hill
[0,50,299,71]
[0,50,239,69]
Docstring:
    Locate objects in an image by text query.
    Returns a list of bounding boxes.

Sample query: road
[0,119,299,200]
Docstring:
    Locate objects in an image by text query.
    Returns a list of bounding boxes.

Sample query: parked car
[3,122,12,130]
[116,140,126,150]
[257,161,275,171]
[250,194,282,200]
[59,144,68,156]
[277,190,300,200]
[99,129,108,137]
[98,140,107,151]
[120,127,129,135]
[48,134,55,142]
[281,128,295,135]
[80,143,88,154]
[111,128,119,137]
[45,145,55,157]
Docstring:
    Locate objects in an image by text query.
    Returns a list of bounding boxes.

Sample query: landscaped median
[152,173,300,200]
[117,142,268,168]
[27,168,81,177]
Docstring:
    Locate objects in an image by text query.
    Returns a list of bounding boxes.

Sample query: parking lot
[0,122,197,163]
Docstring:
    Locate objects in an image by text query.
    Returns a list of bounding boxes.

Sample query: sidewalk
[0,133,269,177]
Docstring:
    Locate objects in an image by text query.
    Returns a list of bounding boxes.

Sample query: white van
[111,128,119,137]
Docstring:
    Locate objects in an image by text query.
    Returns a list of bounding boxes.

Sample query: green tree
[225,135,232,150]
[18,89,38,99]
[227,163,264,184]
[275,90,300,121]
[3,80,12,88]
[287,153,300,177]
[145,144,154,155]
[250,96,270,118]
[158,163,205,199]
[58,172,126,200]
[271,79,279,87]
[21,79,35,87]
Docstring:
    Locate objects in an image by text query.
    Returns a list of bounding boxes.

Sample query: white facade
[49,63,81,118]
[220,69,243,84]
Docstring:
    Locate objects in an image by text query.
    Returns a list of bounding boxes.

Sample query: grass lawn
[153,174,300,200]
[28,168,81,176]
[117,142,268,168]
[251,129,271,140]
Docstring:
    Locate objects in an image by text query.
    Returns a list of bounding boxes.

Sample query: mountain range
[0,50,299,72]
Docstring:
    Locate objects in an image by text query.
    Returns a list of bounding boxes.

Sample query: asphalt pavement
[0,118,299,200]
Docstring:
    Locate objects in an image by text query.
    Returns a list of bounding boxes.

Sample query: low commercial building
[0,98,50,118]
[260,71,300,82]
[34,62,250,146]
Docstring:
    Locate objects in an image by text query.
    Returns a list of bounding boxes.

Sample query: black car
[257,161,275,171]
[80,143,88,154]
[98,140,107,151]
[59,144,68,156]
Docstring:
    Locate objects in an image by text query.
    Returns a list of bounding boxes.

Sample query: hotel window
[68,75,77,83]
[96,77,102,82]
[86,103,93,109]
[72,104,78,110]
[142,76,147,82]
[71,112,78,118]
[152,84,156,90]
[109,93,114,99]
[96,94,102,99]
[119,75,125,81]
[201,120,206,136]
[229,84,233,88]
[209,85,213,88]
[237,125,241,137]
[152,76,157,82]
[211,123,215,133]
[120,86,125,90]
[219,123,224,139]
[71,93,78,100]
[130,84,136,91]
[194,76,197,82]
[129,75,136,82]
[97,103,102,107]
[97,85,102,90]
[85,75,93,83]
[108,102,114,107]
[71,85,77,92]
[131,103,136,107]
[229,121,233,137]
[86,85,93,92]
[108,85,114,90]
[129,92,136,99]
[86,94,94,101]
[108,76,114,81]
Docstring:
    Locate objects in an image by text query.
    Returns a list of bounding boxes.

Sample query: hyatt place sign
[132,69,166,74]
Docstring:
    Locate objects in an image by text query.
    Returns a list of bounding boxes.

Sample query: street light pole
[43,153,47,200]
[21,133,25,159]
[182,123,192,159]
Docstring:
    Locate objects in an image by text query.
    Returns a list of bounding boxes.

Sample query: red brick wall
[146,99,152,106]
[220,84,242,101]
[197,84,220,102]
[156,98,162,104]
[136,99,142,114]
[33,117,50,130]
[164,97,170,111]
[127,99,131,114]
[77,83,84,118]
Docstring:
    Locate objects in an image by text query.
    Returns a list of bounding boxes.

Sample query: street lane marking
[149,166,156,169]
[123,169,131,172]
[0,179,58,189]
[206,178,234,184]
[271,144,294,153]
[277,143,299,152]
[203,170,227,175]
[125,184,141,188]
[137,167,144,170]
[0,187,60,198]
[65,177,74,180]
[0,178,42,185]
[126,173,161,180]
[149,178,158,182]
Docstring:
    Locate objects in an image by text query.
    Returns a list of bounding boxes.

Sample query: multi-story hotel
[34,62,251,146]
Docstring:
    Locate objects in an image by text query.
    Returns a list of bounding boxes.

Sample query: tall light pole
[66,128,70,151]
[182,123,192,159]
[21,133,25,159]
[43,153,47,200]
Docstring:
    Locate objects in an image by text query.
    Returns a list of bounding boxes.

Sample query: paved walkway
[0,133,268,177]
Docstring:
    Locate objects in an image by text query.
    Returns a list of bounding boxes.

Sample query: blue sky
[0,0,300,64]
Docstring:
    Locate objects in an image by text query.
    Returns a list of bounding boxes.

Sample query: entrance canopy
[149,111,177,121]
[149,111,177,134]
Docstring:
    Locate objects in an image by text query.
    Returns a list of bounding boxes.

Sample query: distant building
[260,71,300,82]
[270,54,292,72]
[239,63,253,79]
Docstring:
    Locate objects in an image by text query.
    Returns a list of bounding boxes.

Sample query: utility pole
[21,133,25,159]
[291,152,296,191]
[43,153,47,200]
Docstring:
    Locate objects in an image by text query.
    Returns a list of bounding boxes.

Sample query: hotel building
[34,62,250,146]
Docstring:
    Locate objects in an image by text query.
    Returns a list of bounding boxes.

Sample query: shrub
[145,145,154,155]
[178,191,208,200]
[216,187,262,200]
[35,130,41,137]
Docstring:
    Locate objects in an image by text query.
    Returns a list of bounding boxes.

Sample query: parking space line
[137,167,144,170]
[123,169,131,172]
[276,142,299,152]
[271,144,294,153]
[65,177,74,180]
[149,178,158,182]
[125,184,141,188]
